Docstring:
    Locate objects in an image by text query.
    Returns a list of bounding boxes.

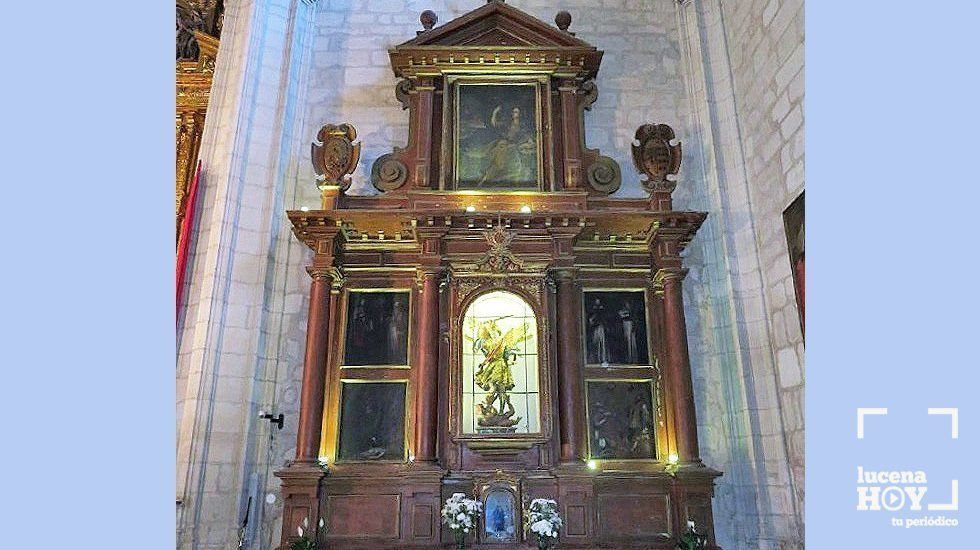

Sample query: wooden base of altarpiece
[278,463,720,549]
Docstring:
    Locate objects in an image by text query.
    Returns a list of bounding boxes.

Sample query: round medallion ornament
[555,11,572,32]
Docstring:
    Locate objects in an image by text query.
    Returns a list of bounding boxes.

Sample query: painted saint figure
[628,396,654,457]
[478,105,536,186]
[619,303,638,364]
[588,298,609,364]
[388,296,407,363]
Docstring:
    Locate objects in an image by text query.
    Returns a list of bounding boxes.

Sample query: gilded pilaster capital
[415,266,446,291]
[652,267,688,290]
[306,266,344,291]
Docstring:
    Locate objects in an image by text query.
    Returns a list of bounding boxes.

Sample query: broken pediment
[389,1,603,79]
[399,1,593,49]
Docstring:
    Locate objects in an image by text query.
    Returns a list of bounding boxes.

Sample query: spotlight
[667,453,679,465]
[519,205,532,213]
[465,205,476,212]
[587,459,598,470]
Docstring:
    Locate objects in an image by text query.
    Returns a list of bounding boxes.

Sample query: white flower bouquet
[289,517,323,550]
[441,493,482,549]
[523,498,562,549]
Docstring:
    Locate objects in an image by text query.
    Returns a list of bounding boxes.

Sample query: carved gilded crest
[476,224,525,272]
[311,123,361,191]
[631,123,682,193]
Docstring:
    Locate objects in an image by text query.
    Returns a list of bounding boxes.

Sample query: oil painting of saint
[337,382,406,462]
[343,291,409,366]
[455,83,539,189]
[587,381,656,459]
[583,291,649,366]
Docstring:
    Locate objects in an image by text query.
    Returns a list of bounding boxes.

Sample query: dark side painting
[583,291,650,366]
[337,381,407,461]
[587,380,656,459]
[343,291,410,366]
[455,83,539,189]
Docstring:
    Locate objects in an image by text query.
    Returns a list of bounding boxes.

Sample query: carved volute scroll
[371,153,410,191]
[311,123,361,192]
[585,155,622,194]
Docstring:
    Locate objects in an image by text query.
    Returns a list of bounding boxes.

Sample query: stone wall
[176,0,317,548]
[673,0,804,547]
[176,1,804,549]
[720,1,805,509]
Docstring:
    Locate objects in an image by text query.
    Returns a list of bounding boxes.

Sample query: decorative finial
[311,123,361,192]
[632,123,682,195]
[555,11,572,32]
[419,10,437,31]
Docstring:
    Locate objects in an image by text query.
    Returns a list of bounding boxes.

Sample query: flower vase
[453,530,465,549]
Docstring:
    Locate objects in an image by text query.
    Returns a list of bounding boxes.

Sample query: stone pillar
[555,270,586,462]
[414,268,442,462]
[295,268,332,463]
[657,267,701,464]
[176,2,319,547]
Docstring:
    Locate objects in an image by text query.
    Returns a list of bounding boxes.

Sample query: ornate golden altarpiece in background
[176,1,223,237]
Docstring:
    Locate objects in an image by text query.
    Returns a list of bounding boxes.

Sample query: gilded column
[656,267,701,464]
[295,267,333,463]
[555,270,586,462]
[414,268,442,462]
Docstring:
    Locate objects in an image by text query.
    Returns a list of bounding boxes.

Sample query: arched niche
[460,290,541,435]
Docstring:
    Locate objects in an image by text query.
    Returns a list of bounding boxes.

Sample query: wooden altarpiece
[277,2,720,548]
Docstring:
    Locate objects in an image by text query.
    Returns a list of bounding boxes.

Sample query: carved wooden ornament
[475,224,524,272]
[311,123,361,191]
[632,123,682,193]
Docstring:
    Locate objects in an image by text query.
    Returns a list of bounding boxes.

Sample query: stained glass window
[461,291,540,434]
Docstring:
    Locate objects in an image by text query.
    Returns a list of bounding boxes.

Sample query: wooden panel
[411,504,434,538]
[326,494,401,538]
[565,504,588,536]
[558,485,592,539]
[597,493,670,538]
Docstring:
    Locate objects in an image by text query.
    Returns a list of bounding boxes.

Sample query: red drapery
[176,160,202,319]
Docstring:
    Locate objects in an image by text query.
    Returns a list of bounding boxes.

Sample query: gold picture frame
[443,74,552,191]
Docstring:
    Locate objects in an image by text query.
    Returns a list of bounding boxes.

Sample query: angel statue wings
[465,316,531,429]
